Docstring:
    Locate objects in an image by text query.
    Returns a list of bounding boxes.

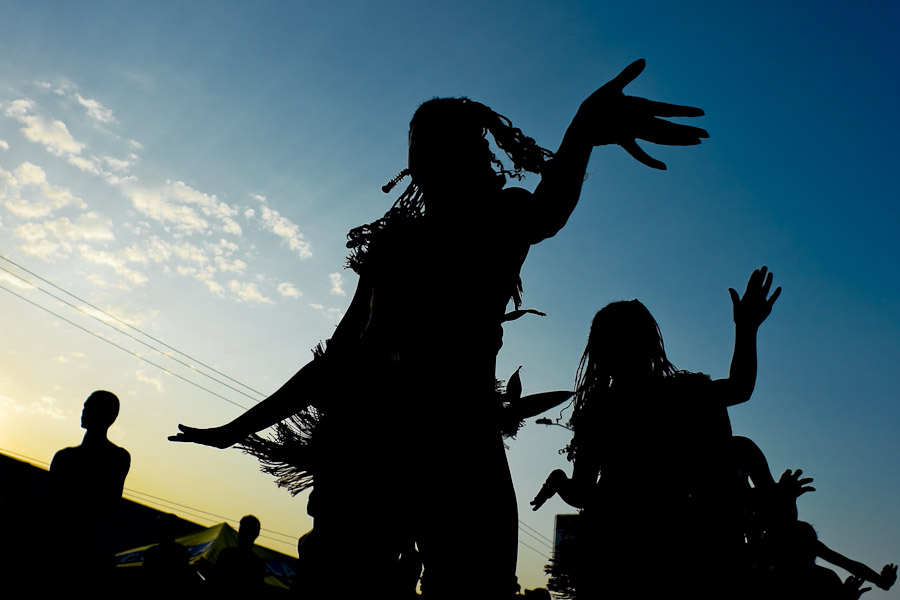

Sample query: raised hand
[844,575,872,599]
[778,468,816,498]
[877,564,897,590]
[576,59,708,170]
[168,423,241,449]
[729,266,782,330]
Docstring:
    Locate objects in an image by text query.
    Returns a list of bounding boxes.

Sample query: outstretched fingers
[605,58,646,93]
[620,139,666,170]
[629,96,706,118]
[168,423,193,442]
[633,117,709,146]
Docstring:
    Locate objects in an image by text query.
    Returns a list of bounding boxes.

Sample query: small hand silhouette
[729,266,781,329]
[577,59,708,170]
[844,575,872,599]
[778,468,815,498]
[877,564,897,590]
[168,424,239,449]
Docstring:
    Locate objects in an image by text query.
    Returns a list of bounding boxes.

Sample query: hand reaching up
[876,564,897,590]
[730,266,782,330]
[778,468,816,498]
[575,59,708,170]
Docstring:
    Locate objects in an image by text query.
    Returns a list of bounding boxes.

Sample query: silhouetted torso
[50,441,130,525]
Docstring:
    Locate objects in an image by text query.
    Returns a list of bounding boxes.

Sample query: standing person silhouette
[170,60,707,598]
[50,390,131,592]
[214,514,266,594]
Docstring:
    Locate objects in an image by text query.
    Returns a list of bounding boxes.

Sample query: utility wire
[0,258,559,561]
[0,282,249,410]
[0,254,267,399]
[517,537,549,560]
[124,487,296,541]
[0,448,299,547]
[0,264,262,404]
[518,523,553,550]
[518,519,554,547]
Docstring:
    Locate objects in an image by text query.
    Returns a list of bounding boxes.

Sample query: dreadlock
[346,97,553,287]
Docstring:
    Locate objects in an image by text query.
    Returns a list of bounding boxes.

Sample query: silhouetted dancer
[531,267,780,598]
[143,512,193,596]
[757,520,896,600]
[214,514,266,594]
[170,59,708,599]
[49,389,131,593]
[731,440,897,598]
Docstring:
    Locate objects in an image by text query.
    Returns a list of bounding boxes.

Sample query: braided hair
[346,97,553,278]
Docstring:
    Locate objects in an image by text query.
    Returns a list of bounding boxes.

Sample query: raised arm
[713,266,781,407]
[169,274,373,449]
[526,59,708,244]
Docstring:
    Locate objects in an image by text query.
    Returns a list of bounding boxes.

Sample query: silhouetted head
[582,300,675,382]
[567,301,676,439]
[406,97,551,195]
[154,512,180,543]
[346,98,551,273]
[80,390,120,432]
[238,514,261,547]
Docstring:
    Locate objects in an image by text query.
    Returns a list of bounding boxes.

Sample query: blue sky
[1,0,898,592]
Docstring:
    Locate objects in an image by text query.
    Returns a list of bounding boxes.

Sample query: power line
[518,522,553,550]
[518,519,554,547]
[0,264,263,404]
[0,282,250,410]
[0,253,267,399]
[124,487,297,541]
[0,448,300,549]
[517,537,550,560]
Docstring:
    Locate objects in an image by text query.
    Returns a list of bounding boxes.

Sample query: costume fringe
[237,343,329,496]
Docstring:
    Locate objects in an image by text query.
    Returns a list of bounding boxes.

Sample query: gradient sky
[1,0,898,592]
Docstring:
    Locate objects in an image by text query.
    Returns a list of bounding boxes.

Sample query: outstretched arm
[817,542,897,591]
[526,59,708,243]
[169,275,373,449]
[712,266,781,407]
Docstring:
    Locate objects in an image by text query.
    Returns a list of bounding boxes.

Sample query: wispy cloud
[135,369,164,392]
[309,303,344,320]
[123,181,242,236]
[75,94,115,124]
[329,272,347,296]
[13,212,115,261]
[1,162,87,219]
[4,99,84,157]
[229,280,272,304]
[35,396,66,420]
[77,244,149,287]
[277,282,302,298]
[257,206,312,259]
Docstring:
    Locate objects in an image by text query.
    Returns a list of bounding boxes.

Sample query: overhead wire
[0,447,300,551]
[0,255,265,403]
[0,258,560,562]
[0,282,250,410]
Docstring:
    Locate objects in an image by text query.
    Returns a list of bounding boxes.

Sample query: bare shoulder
[114,444,131,463]
[49,446,78,470]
